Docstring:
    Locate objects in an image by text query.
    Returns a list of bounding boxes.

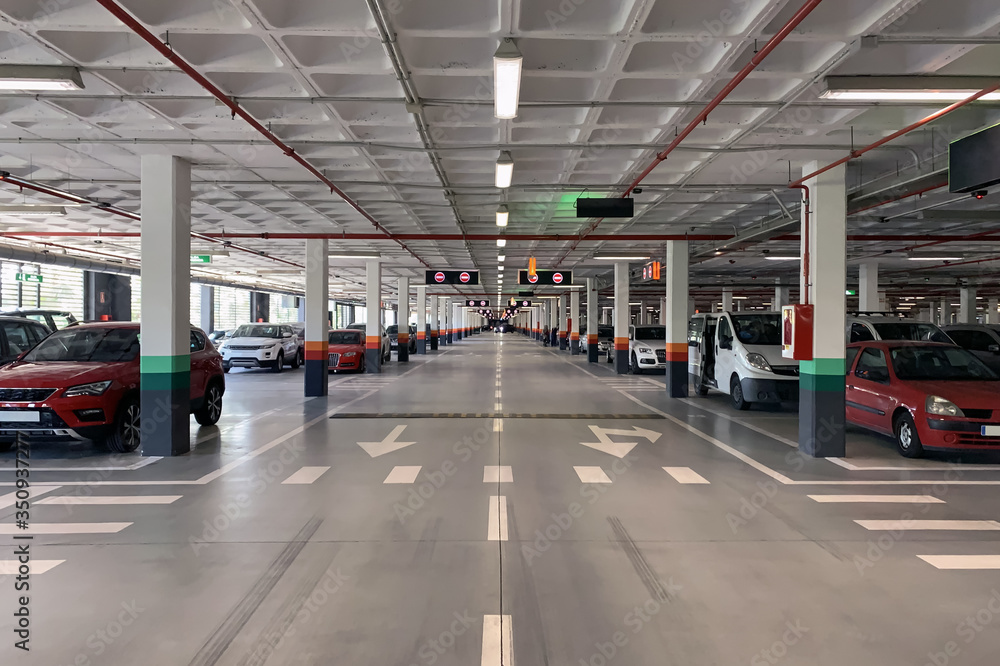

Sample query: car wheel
[894,412,924,458]
[272,352,284,373]
[694,373,709,396]
[630,352,643,375]
[606,352,613,363]
[290,349,301,369]
[358,356,366,374]
[223,363,231,374]
[730,375,750,411]
[104,398,141,453]
[194,383,223,427]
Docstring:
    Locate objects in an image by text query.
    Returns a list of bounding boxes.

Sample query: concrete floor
[3,332,1000,665]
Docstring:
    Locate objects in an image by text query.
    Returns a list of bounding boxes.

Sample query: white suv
[220,323,303,373]
[629,325,666,374]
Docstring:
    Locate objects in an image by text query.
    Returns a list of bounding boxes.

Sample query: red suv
[328,329,366,373]
[0,323,225,453]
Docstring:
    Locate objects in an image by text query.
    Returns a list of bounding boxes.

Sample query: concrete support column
[365,259,383,373]
[664,240,689,398]
[799,161,847,458]
[549,298,558,346]
[774,279,789,310]
[139,155,191,457]
[587,278,599,363]
[444,299,452,344]
[614,262,630,374]
[570,288,581,355]
[722,287,733,312]
[859,261,878,312]
[415,285,427,354]
[199,285,214,335]
[250,291,269,322]
[558,294,568,351]
[84,271,132,322]
[940,298,951,326]
[960,287,977,324]
[438,297,448,347]
[989,298,999,325]
[304,239,329,396]
[601,307,610,325]
[397,277,410,362]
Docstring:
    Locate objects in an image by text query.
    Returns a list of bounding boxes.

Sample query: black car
[1,309,77,332]
[387,324,418,354]
[0,315,51,365]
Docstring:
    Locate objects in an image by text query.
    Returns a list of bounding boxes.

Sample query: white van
[688,311,799,410]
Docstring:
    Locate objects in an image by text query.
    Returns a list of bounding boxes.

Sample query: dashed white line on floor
[574,466,612,484]
[37,495,183,505]
[0,523,132,535]
[0,485,62,509]
[918,555,1000,570]
[662,467,710,484]
[488,496,508,541]
[281,466,331,485]
[809,494,945,504]
[484,466,513,483]
[493,418,503,432]
[0,560,65,575]
[384,466,422,484]
[495,390,502,398]
[481,614,513,666]
[855,520,1000,531]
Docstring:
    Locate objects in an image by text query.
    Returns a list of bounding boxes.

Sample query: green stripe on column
[141,355,191,374]
[800,357,845,392]
[142,371,191,391]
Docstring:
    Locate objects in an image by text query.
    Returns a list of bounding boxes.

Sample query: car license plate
[981,426,1000,437]
[1,411,40,423]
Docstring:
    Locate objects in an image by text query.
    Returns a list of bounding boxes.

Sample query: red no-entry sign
[434,272,445,283]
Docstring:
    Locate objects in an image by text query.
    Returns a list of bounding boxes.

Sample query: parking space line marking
[36,495,182,505]
[495,402,502,411]
[827,458,1000,472]
[493,418,503,432]
[677,398,799,448]
[918,555,1000,570]
[495,390,502,398]
[488,496,508,541]
[0,522,132,535]
[855,520,1000,531]
[0,560,65,575]
[481,614,513,666]
[0,485,61,509]
[809,494,944,504]
[484,466,513,483]
[281,466,330,485]
[384,466,422,484]
[663,467,710,484]
[574,466,612,484]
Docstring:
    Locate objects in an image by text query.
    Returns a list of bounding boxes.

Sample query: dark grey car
[943,325,1000,374]
[0,316,50,365]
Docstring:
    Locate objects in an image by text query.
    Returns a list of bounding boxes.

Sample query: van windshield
[732,314,781,345]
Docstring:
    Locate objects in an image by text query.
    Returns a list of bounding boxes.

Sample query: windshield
[386,325,398,335]
[232,325,282,339]
[874,322,951,343]
[329,331,362,345]
[731,314,781,345]
[598,326,614,338]
[634,327,666,341]
[890,346,998,381]
[24,327,139,363]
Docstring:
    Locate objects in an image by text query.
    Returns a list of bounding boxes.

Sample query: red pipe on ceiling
[93,0,429,269]
[554,0,828,266]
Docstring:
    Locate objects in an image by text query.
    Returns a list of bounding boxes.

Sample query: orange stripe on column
[417,332,426,340]
[398,333,409,342]
[665,342,688,363]
[614,336,629,351]
[366,336,381,349]
[588,334,598,344]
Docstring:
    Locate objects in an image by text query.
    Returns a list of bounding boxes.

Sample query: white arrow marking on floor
[0,560,65,575]
[357,425,416,458]
[580,425,661,458]
[918,555,1000,570]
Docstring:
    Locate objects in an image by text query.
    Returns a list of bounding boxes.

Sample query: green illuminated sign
[191,255,212,264]
[15,273,42,284]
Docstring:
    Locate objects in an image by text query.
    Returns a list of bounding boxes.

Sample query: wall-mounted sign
[518,270,572,286]
[426,270,480,285]
[191,255,212,264]
[14,273,42,284]
[467,299,490,307]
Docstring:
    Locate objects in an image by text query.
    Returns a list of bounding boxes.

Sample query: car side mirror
[283,332,292,338]
[689,340,699,347]
[990,344,1000,354]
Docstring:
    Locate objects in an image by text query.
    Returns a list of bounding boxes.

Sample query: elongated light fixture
[494,39,523,119]
[0,65,84,91]
[495,152,514,189]
[496,204,509,227]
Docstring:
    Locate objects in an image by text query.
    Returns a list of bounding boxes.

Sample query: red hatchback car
[328,329,366,373]
[846,341,1000,457]
[0,322,225,453]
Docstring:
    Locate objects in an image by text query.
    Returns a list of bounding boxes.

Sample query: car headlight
[343,352,358,358]
[746,353,772,372]
[926,395,964,417]
[64,380,112,398]
[638,346,652,354]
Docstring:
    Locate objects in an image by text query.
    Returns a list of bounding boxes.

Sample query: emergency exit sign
[14,273,42,284]
[191,255,212,264]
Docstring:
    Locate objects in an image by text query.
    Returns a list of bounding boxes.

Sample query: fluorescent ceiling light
[592,254,650,261]
[0,65,84,91]
[908,256,963,261]
[495,152,514,189]
[329,251,381,259]
[732,296,749,300]
[497,255,505,263]
[497,238,507,248]
[0,204,66,216]
[764,255,798,261]
[496,205,509,227]
[494,39,522,119]
[821,76,1000,102]
[822,90,1000,102]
